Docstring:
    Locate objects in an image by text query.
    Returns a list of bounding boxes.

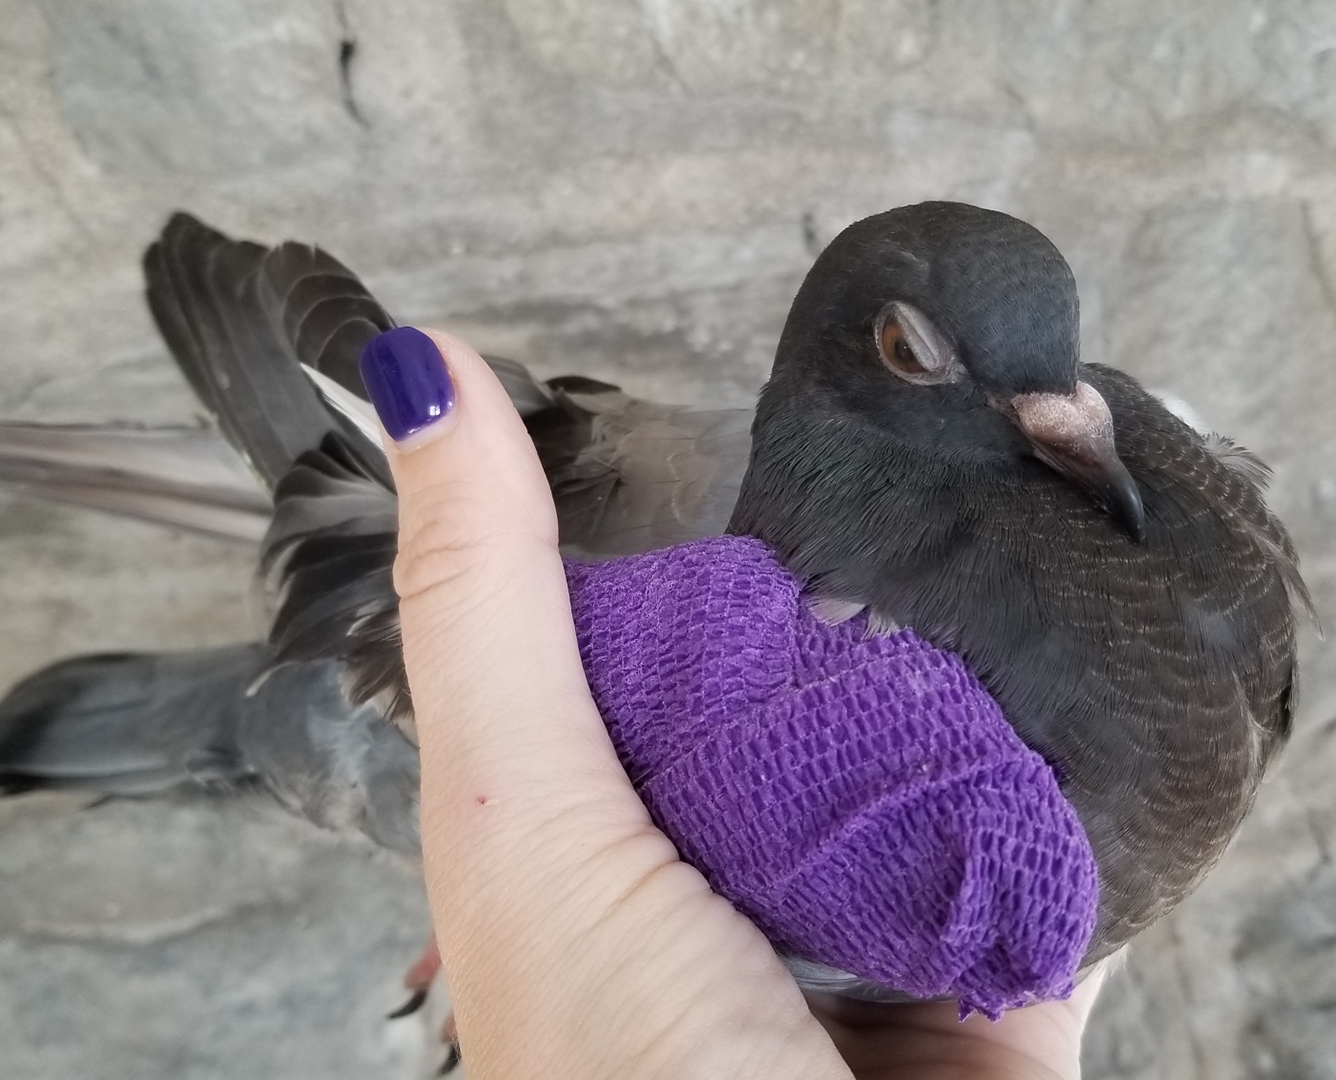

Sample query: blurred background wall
[2,2,1335,1077]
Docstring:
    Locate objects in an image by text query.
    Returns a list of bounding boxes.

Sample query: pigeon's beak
[1001,382,1146,542]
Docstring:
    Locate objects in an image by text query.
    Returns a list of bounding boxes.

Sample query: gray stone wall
[2,2,1334,1077]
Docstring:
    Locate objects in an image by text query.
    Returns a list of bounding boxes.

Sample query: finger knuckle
[394,523,504,603]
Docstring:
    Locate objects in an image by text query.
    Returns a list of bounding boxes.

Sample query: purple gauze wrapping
[563,535,1099,1019]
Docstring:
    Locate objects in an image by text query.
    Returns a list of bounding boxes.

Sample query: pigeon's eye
[874,301,960,385]
[880,321,927,375]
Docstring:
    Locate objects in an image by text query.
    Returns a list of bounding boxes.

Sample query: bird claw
[388,935,442,1019]
[386,936,458,1070]
[386,987,429,1020]
[435,1041,461,1075]
[434,1012,460,1074]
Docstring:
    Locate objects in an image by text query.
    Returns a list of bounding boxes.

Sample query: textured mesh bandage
[564,535,1098,1018]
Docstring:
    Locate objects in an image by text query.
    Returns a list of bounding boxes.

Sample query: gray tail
[0,646,421,855]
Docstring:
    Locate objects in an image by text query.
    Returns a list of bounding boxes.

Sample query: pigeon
[0,202,1306,997]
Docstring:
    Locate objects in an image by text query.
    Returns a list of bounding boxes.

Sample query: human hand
[361,324,1104,1080]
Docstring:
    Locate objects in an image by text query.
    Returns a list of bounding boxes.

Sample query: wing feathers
[22,214,756,741]
[144,214,392,489]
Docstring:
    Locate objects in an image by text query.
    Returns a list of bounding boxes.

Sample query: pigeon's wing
[144,212,392,491]
[0,421,270,542]
[145,211,751,551]
[281,366,753,562]
[529,378,753,556]
[260,389,753,734]
[105,214,754,734]
[145,213,560,486]
[259,434,407,726]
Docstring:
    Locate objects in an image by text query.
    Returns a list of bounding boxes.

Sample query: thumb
[361,326,558,587]
[359,329,842,1080]
[358,323,629,810]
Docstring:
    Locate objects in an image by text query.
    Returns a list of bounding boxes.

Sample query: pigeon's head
[770,201,1144,541]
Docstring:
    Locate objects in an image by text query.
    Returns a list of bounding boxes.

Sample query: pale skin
[386,327,1106,1080]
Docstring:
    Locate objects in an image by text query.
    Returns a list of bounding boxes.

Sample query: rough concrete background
[2,1,1335,1077]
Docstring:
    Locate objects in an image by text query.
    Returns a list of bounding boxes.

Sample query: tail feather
[0,421,271,542]
[0,646,420,855]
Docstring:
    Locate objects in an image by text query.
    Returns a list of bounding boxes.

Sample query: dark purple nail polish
[359,327,456,441]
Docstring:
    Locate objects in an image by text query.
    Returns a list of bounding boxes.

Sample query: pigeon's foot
[436,1012,461,1075]
[388,935,442,1019]
[387,936,460,1073]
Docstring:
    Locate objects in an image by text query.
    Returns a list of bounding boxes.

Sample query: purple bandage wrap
[564,536,1099,1018]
